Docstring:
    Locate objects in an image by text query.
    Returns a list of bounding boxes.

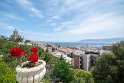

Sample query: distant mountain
[36,38,124,47]
[78,38,124,44]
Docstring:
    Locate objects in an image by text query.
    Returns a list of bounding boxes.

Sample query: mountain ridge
[78,37,124,44]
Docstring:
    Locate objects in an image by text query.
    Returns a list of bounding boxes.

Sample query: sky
[0,0,124,42]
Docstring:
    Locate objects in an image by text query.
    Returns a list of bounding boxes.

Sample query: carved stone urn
[16,60,46,83]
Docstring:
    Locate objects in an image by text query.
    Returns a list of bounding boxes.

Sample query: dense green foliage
[112,41,124,82]
[0,58,16,83]
[0,39,18,55]
[52,58,74,83]
[72,69,94,83]
[42,50,59,81]
[92,41,124,83]
[92,52,115,83]
[51,57,94,83]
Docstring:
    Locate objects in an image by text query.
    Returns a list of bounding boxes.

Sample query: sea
[46,42,112,48]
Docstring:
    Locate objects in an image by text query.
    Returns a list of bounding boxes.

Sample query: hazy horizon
[0,0,124,42]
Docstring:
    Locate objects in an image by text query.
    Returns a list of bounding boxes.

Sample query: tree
[52,58,74,83]
[112,41,124,82]
[92,52,116,83]
[0,59,16,83]
[44,49,52,63]
[38,48,45,59]
[0,39,18,64]
[92,41,124,83]
[72,69,94,83]
[25,39,31,43]
[41,49,59,82]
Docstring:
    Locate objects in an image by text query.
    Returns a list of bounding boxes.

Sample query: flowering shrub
[10,47,22,56]
[10,47,39,67]
[30,48,38,53]
[29,54,38,62]
[23,51,28,55]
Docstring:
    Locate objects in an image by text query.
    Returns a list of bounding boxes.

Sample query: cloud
[30,7,43,17]
[42,33,56,37]
[0,23,41,35]
[61,21,71,25]
[53,21,72,32]
[64,0,122,11]
[50,12,124,41]
[54,27,62,32]
[67,13,124,36]
[18,0,43,18]
[0,23,15,30]
[41,0,124,41]
[18,30,41,35]
[4,13,25,21]
[64,0,89,11]
[52,15,60,19]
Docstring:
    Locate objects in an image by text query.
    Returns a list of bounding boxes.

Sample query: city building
[73,51,99,71]
[51,51,74,65]
[10,29,25,42]
[0,35,9,40]
[102,46,112,51]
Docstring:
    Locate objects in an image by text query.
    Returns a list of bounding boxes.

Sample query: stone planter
[16,60,46,83]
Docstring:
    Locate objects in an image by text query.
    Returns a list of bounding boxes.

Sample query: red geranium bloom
[30,48,38,53]
[10,47,22,56]
[23,51,28,55]
[29,54,38,62]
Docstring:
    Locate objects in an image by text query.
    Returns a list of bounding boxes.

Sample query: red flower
[10,47,22,56]
[23,51,28,55]
[29,54,38,62]
[30,48,38,53]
